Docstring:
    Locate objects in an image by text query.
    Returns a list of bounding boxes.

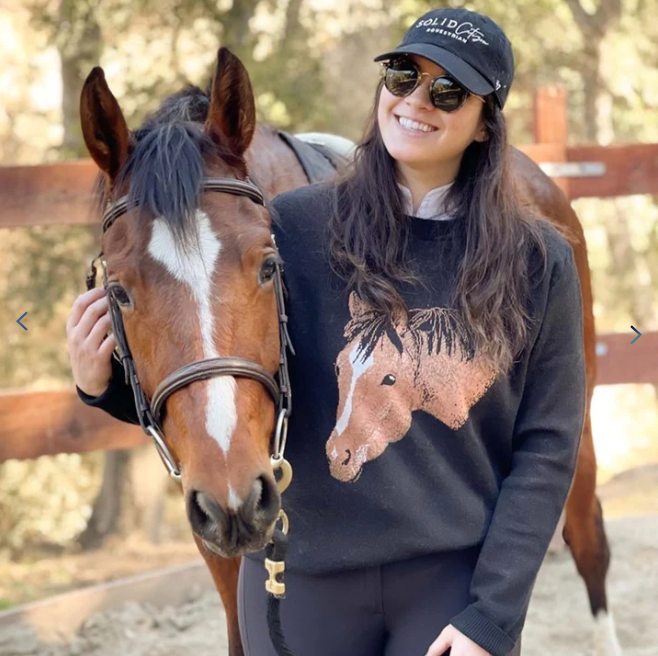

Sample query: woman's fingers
[66,287,105,334]
[70,294,109,343]
[87,311,113,352]
[67,289,118,398]
[425,625,453,656]
[98,333,118,358]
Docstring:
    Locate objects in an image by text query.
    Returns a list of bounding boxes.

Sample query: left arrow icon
[17,312,28,331]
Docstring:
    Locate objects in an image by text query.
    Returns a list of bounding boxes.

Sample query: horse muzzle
[187,474,281,557]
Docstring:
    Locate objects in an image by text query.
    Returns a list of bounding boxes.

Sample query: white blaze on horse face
[227,484,242,511]
[335,342,374,436]
[148,210,238,455]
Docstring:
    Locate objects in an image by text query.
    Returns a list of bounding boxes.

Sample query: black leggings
[238,548,522,656]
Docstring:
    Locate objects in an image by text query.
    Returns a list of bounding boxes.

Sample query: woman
[68,7,586,656]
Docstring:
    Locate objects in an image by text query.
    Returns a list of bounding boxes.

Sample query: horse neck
[245,126,309,198]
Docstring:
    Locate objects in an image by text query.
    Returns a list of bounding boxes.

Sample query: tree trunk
[56,0,103,159]
[79,444,170,549]
[78,449,131,549]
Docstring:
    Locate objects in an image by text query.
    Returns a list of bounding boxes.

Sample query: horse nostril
[342,449,351,466]
[188,490,227,540]
[242,475,279,525]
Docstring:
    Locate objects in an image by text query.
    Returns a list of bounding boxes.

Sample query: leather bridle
[86,177,294,494]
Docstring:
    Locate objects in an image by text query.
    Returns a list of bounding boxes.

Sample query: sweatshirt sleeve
[76,354,140,426]
[449,243,587,656]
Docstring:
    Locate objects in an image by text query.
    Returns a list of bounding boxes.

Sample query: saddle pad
[278,130,348,184]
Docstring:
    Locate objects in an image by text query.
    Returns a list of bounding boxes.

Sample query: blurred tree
[564,0,657,398]
[26,0,174,550]
[56,0,103,157]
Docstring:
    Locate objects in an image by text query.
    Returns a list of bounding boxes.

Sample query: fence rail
[0,389,148,462]
[0,160,98,229]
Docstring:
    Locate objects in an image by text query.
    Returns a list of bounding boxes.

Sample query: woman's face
[378,55,487,176]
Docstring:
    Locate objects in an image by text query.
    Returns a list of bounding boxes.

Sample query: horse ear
[348,292,371,320]
[205,47,256,158]
[80,67,133,180]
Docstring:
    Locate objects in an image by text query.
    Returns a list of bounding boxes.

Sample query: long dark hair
[329,80,551,376]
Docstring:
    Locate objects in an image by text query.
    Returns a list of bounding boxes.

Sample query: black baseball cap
[374,8,514,109]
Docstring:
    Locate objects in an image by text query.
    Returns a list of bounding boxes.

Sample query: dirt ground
[1,464,657,656]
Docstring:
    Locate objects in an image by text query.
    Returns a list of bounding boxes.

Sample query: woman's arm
[67,287,139,425]
[448,244,587,656]
[76,353,139,425]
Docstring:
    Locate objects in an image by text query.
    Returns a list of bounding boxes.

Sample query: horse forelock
[94,85,262,252]
[144,85,211,126]
[344,313,403,365]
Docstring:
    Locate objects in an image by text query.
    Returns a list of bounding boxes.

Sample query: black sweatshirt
[78,182,587,656]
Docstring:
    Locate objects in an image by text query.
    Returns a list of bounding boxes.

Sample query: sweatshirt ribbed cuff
[449,605,517,656]
[76,357,139,426]
[76,383,108,406]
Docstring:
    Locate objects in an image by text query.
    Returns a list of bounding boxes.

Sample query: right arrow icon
[631,326,642,344]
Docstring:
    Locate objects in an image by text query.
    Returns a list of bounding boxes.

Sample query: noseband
[86,177,293,495]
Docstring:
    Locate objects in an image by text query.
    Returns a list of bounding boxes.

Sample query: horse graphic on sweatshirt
[326,292,497,482]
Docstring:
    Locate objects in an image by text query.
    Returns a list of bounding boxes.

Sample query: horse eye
[381,374,396,386]
[259,256,278,285]
[109,285,132,307]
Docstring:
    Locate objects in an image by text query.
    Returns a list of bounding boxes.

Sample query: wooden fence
[1,86,657,464]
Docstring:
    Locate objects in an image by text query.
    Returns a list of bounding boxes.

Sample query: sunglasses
[381,58,485,113]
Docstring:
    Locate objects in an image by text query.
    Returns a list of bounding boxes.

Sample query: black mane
[344,312,404,363]
[407,307,475,361]
[345,304,475,368]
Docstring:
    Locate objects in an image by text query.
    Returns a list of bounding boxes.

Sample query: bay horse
[79,46,618,655]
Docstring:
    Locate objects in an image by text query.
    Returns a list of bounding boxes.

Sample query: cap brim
[374,43,494,97]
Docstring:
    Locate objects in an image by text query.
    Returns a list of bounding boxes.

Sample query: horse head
[80,48,284,558]
[326,293,497,483]
[326,293,418,482]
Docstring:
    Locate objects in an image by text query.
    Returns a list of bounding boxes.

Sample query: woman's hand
[425,624,492,656]
[66,287,117,398]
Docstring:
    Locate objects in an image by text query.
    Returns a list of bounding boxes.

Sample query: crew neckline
[404,213,461,242]
[397,182,456,221]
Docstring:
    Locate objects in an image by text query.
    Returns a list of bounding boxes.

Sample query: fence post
[533,86,570,198]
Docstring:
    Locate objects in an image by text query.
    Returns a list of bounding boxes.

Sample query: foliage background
[0,0,657,560]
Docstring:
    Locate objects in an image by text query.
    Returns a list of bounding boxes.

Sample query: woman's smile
[394,114,439,136]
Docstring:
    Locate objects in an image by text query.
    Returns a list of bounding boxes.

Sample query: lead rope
[266,524,293,656]
[265,450,294,656]
[264,252,296,656]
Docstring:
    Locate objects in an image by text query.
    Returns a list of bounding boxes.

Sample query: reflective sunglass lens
[430,77,468,112]
[384,64,419,97]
